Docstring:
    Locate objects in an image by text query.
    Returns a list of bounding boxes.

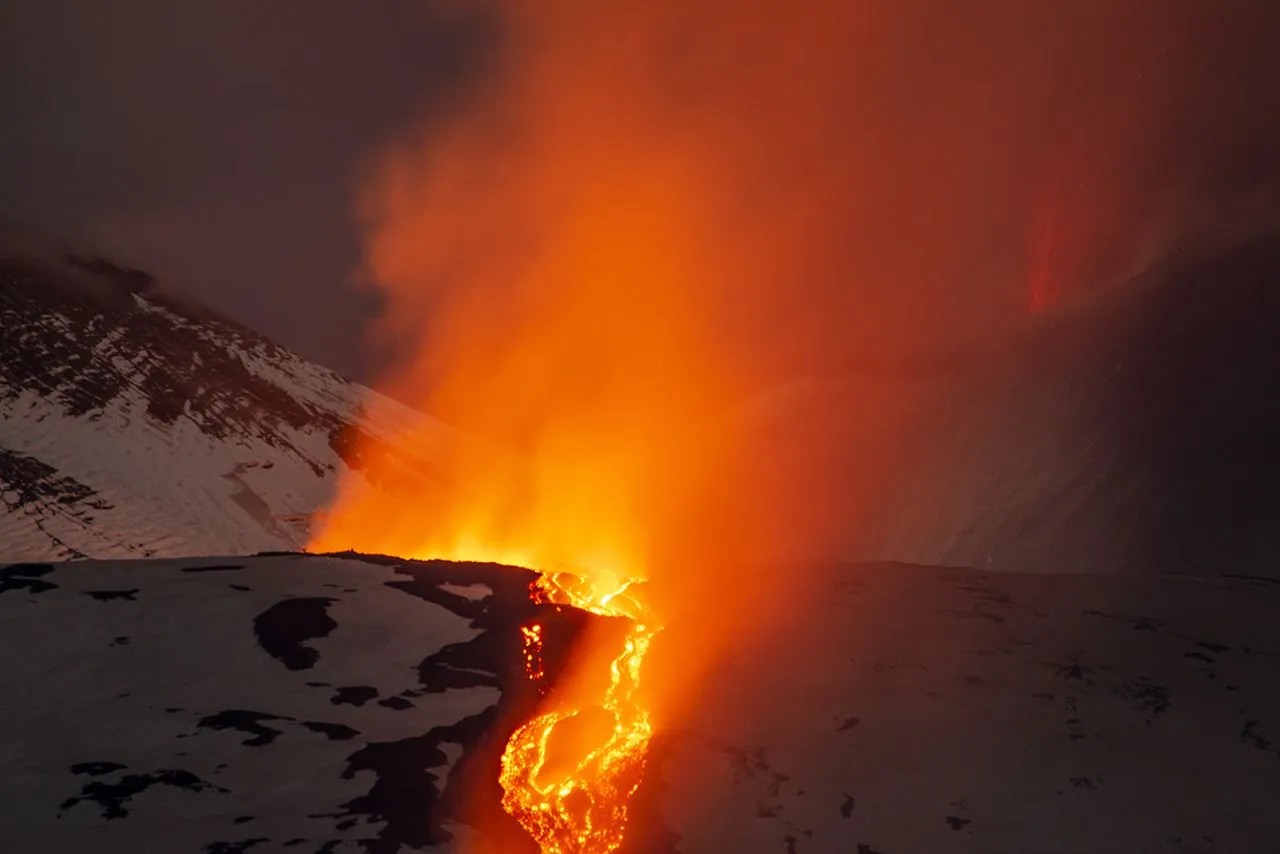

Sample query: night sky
[0,1,494,379]
[4,1,1280,381]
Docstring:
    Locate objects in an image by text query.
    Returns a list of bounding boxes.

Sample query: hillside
[0,237,453,561]
[2,553,1276,853]
[740,233,1280,577]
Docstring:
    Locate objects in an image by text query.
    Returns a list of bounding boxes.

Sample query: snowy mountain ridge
[0,238,451,562]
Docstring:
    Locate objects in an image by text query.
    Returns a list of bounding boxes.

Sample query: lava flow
[500,572,658,854]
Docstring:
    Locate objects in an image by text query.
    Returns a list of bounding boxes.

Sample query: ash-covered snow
[653,564,1280,854]
[0,553,564,854]
[3,556,1277,853]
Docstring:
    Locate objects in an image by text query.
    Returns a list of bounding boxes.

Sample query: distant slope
[743,234,1280,577]
[0,237,454,561]
[663,561,1280,854]
[872,233,1280,576]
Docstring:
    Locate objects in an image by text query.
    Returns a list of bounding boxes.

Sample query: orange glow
[310,3,1205,851]
[1028,173,1065,315]
[499,573,657,854]
[312,41,735,839]
[521,622,546,685]
[311,8,754,849]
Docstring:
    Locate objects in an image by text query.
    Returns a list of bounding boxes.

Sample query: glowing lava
[501,572,659,854]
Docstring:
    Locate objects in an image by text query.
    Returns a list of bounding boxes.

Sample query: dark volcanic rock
[252,597,338,671]
[59,768,227,819]
[85,588,139,601]
[196,711,293,748]
[0,562,58,594]
[331,686,380,707]
[333,709,498,853]
[302,722,361,741]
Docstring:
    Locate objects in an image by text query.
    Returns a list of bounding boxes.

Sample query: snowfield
[660,563,1280,854]
[0,553,547,854]
[2,554,1277,853]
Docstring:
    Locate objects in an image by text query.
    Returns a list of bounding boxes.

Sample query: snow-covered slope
[0,239,453,561]
[662,562,1280,854]
[7,226,1277,579]
[3,554,1276,853]
[0,553,569,854]
[741,234,1280,577]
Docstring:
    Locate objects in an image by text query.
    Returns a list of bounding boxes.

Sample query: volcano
[4,230,1280,853]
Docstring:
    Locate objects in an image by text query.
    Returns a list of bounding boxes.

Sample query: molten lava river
[501,571,658,854]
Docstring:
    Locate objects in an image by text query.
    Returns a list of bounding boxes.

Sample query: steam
[316,0,1276,754]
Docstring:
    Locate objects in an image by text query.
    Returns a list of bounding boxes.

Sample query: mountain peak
[0,240,448,562]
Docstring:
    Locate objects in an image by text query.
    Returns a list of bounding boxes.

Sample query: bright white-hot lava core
[500,572,658,853]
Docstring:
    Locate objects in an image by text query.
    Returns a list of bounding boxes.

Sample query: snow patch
[440,582,492,601]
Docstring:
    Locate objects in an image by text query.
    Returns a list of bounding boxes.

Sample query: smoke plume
[314,0,1280,726]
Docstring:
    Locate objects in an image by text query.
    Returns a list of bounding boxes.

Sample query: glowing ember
[521,622,547,685]
[501,572,660,854]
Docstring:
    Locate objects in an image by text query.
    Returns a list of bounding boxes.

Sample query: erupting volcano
[308,7,765,849]
[11,0,1280,851]
[304,3,1230,851]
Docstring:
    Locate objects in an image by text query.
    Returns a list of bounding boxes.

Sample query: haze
[3,1,1279,381]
